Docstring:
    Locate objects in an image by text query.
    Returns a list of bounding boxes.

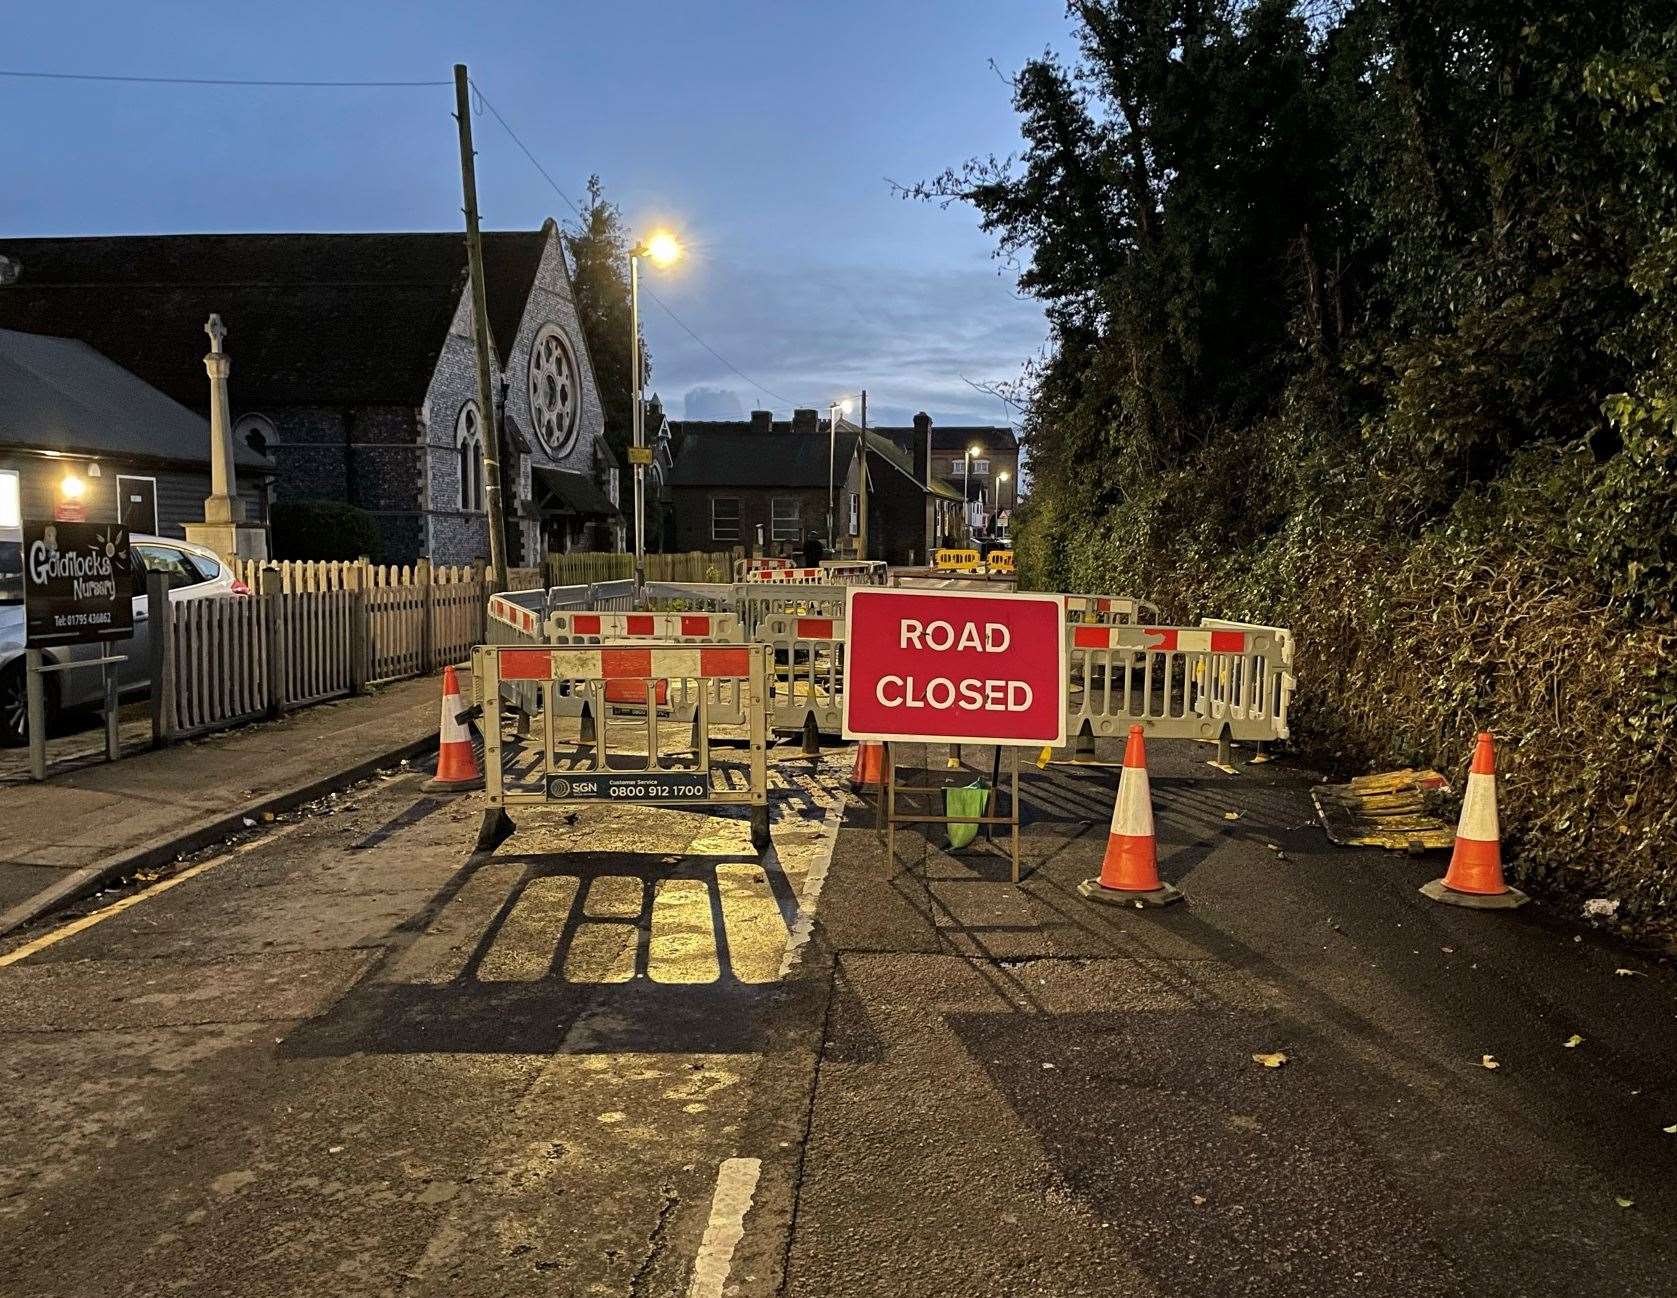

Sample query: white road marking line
[777,801,844,979]
[686,1156,762,1298]
[0,821,306,968]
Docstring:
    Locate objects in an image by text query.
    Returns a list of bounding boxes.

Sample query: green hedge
[270,500,382,563]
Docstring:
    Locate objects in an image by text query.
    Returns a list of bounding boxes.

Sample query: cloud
[682,387,745,419]
[650,259,1046,428]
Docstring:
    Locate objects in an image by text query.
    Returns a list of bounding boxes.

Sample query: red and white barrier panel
[1063,594,1161,625]
[494,644,755,682]
[742,567,828,584]
[488,592,541,636]
[1071,625,1250,653]
[547,611,742,641]
[733,557,796,581]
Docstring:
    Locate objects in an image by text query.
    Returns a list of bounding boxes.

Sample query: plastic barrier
[741,566,829,585]
[818,560,889,586]
[1064,594,1162,626]
[758,613,845,741]
[487,590,544,642]
[1066,623,1293,744]
[931,547,985,574]
[474,640,771,850]
[986,549,1016,575]
[733,557,794,582]
[546,610,748,723]
[737,584,847,639]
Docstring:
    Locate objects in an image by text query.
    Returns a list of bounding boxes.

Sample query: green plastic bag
[944,781,990,850]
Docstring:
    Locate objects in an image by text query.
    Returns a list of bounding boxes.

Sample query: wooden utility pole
[454,63,509,594]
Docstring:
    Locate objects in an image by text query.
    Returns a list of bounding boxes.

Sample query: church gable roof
[0,229,550,411]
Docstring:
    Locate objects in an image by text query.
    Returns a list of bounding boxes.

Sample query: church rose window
[529,323,580,458]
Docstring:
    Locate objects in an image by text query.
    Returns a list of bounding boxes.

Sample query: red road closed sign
[842,587,1066,746]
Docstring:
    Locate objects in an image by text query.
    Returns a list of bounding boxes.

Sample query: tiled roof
[0,326,266,467]
[0,227,553,410]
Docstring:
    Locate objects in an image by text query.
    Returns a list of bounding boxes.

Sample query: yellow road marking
[0,821,306,968]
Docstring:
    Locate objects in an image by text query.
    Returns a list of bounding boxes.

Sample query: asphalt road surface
[1,737,1673,1296]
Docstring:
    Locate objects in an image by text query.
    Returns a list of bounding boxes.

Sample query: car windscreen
[0,540,21,606]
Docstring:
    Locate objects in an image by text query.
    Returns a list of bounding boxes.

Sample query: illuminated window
[0,468,19,529]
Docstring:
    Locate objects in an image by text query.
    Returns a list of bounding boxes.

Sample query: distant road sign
[842,587,1065,746]
[627,446,655,466]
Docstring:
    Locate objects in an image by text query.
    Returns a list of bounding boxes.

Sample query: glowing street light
[826,396,860,545]
[644,230,681,267]
[629,230,683,590]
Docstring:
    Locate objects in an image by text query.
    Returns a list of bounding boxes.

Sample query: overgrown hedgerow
[920,1,1677,938]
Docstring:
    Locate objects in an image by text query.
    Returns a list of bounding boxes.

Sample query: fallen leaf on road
[1663,1124,1677,1134]
[1441,946,1455,954]
[1191,1194,1207,1206]
[1614,968,1646,978]
[1481,1055,1500,1070]
[1252,1051,1288,1068]
[1563,1034,1584,1048]
[1042,1063,1056,1070]
[1615,1196,1634,1209]
[328,1145,345,1154]
[1223,810,1242,821]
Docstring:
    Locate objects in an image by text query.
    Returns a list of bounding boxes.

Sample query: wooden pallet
[1312,768,1455,852]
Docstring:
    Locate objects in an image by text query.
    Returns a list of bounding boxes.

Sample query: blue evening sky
[2,0,1071,429]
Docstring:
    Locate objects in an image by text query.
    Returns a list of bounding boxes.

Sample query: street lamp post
[963,443,983,542]
[628,231,680,594]
[826,395,857,546]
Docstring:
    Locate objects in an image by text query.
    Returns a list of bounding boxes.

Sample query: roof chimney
[749,409,773,435]
[912,412,932,486]
[792,408,817,435]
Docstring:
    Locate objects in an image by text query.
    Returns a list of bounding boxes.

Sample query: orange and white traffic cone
[422,664,483,793]
[1078,725,1183,907]
[851,740,886,791]
[1421,731,1527,909]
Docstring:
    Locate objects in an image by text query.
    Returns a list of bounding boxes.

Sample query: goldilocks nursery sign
[23,521,135,648]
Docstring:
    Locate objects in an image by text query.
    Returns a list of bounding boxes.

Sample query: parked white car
[0,531,249,745]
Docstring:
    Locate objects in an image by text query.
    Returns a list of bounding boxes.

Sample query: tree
[565,176,648,469]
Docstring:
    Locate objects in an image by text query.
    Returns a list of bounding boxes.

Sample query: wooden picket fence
[544,549,738,586]
[156,560,491,741]
[156,553,734,741]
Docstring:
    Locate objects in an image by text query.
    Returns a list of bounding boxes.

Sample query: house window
[711,497,740,542]
[951,457,989,476]
[607,464,620,508]
[457,402,485,512]
[848,492,859,537]
[771,497,801,542]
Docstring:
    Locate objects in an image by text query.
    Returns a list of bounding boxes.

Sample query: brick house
[889,422,1020,542]
[665,409,961,563]
[0,223,619,565]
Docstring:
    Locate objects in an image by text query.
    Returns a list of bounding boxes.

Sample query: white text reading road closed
[876,619,1034,712]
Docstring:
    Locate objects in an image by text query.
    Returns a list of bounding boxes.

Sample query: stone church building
[0,221,619,565]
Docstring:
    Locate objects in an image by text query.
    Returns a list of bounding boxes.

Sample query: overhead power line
[0,69,448,87]
[2,62,817,412]
[468,78,811,411]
